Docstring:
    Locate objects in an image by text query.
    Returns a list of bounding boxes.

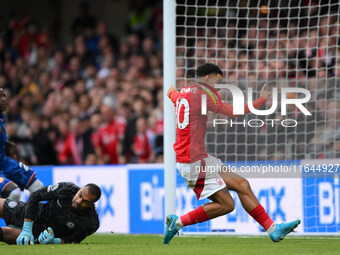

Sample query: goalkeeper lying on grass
[0,182,101,245]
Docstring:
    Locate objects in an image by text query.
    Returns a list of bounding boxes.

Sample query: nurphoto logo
[201,84,312,128]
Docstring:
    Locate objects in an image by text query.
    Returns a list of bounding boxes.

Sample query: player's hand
[259,83,271,100]
[167,85,177,98]
[38,227,54,244]
[16,221,34,245]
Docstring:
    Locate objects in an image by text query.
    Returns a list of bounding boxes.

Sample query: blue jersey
[0,113,7,157]
[0,176,15,197]
[0,112,36,190]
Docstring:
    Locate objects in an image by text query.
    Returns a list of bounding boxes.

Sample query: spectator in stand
[88,113,103,165]
[333,52,340,77]
[28,115,59,165]
[86,21,118,59]
[74,35,96,70]
[47,48,66,72]
[126,1,151,35]
[308,101,340,158]
[19,72,39,97]
[1,3,340,165]
[71,1,97,37]
[58,118,83,165]
[68,56,81,80]
[94,104,121,164]
[132,117,153,163]
[97,54,114,80]
[79,115,94,163]
[82,63,97,91]
[121,96,148,163]
[14,109,36,164]
[4,66,22,95]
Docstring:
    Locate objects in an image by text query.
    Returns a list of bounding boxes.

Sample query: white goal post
[163,0,177,218]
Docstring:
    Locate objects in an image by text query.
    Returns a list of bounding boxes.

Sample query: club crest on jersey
[66,221,76,229]
[8,201,17,208]
[216,178,223,186]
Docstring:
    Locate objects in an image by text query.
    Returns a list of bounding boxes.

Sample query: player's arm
[217,83,270,117]
[17,183,67,245]
[25,182,71,221]
[0,113,5,135]
[38,212,99,244]
[167,85,179,104]
[17,182,75,245]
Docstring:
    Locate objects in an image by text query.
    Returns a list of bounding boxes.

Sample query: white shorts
[177,154,226,200]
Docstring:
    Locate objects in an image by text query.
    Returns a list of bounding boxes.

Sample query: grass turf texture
[0,234,339,255]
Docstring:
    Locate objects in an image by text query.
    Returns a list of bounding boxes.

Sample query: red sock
[180,206,210,226]
[249,204,274,230]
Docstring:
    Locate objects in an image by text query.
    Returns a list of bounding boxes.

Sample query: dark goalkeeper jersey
[26,182,99,243]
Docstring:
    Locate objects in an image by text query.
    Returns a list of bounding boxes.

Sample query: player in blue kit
[0,141,22,200]
[0,89,43,194]
[0,176,19,200]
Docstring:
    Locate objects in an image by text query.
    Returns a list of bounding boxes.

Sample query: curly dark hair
[5,141,19,161]
[196,63,223,78]
[85,183,102,202]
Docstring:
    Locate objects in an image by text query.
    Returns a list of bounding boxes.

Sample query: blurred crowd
[0,1,339,165]
[0,2,164,165]
[176,5,340,161]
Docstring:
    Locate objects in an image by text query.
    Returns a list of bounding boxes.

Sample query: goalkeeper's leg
[219,170,300,242]
[0,199,22,244]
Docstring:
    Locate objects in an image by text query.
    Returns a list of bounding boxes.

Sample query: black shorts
[3,199,25,228]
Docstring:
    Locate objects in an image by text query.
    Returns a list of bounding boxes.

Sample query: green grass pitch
[1,234,339,255]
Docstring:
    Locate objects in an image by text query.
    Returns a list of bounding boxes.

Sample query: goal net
[173,0,340,234]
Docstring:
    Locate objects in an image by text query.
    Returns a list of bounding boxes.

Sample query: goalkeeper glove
[16,221,35,245]
[38,227,61,244]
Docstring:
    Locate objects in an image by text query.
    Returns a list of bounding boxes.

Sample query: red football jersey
[114,116,127,140]
[133,131,151,163]
[169,82,266,163]
[96,121,120,164]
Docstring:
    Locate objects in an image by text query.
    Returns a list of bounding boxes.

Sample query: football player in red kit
[163,63,300,244]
